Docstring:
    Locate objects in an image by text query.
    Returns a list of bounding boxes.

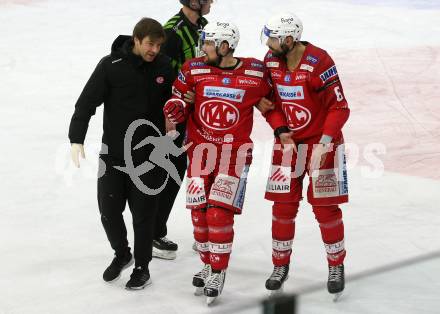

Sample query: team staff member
[68,18,174,290]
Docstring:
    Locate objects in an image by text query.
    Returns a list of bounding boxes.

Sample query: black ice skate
[125,266,151,290]
[327,264,345,301]
[103,250,134,282]
[153,237,178,260]
[265,264,289,295]
[204,269,226,305]
[193,264,212,296]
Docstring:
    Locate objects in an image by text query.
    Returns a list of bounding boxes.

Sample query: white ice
[1,0,440,313]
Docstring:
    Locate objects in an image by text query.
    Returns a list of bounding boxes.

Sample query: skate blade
[206,296,217,305]
[194,287,204,296]
[125,279,152,290]
[152,248,177,260]
[332,292,343,302]
[267,275,288,297]
[268,285,284,297]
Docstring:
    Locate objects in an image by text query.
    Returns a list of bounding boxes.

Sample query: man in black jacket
[68,18,175,290]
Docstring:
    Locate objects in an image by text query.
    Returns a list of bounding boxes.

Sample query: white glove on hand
[71,143,85,168]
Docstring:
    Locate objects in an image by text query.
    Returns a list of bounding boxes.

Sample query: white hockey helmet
[261,13,303,46]
[200,20,240,50]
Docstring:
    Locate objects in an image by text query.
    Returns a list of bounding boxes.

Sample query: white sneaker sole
[152,247,177,260]
[125,278,152,290]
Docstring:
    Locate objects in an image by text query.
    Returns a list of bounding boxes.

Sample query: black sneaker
[103,251,134,282]
[125,266,151,290]
[153,237,178,260]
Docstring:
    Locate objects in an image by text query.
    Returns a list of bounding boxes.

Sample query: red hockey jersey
[265,42,350,142]
[170,57,282,146]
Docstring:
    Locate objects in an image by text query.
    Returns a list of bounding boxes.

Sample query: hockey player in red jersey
[261,13,350,299]
[163,20,286,305]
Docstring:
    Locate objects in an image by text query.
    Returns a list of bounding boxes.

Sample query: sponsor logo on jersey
[282,102,312,131]
[273,250,290,259]
[186,177,206,207]
[203,86,246,102]
[190,61,206,67]
[266,61,279,68]
[191,68,211,75]
[312,169,339,198]
[300,64,314,72]
[209,243,233,254]
[295,73,308,82]
[339,149,349,195]
[277,85,304,100]
[271,70,283,79]
[320,65,338,83]
[172,86,181,98]
[244,70,264,78]
[236,76,260,87]
[251,62,264,69]
[193,75,216,83]
[273,239,293,251]
[197,127,234,143]
[284,74,292,83]
[232,164,249,209]
[156,76,164,84]
[199,100,240,131]
[266,166,291,193]
[212,178,234,199]
[178,71,186,83]
[210,174,240,207]
[325,240,345,254]
[306,54,319,64]
[222,77,231,85]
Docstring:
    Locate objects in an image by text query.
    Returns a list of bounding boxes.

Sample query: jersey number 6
[334,86,344,102]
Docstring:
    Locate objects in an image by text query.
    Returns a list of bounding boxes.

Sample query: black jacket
[68,35,175,163]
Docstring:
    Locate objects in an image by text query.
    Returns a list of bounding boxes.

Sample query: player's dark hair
[132,18,166,42]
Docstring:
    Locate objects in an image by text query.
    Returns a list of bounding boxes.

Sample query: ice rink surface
[0,0,439,313]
